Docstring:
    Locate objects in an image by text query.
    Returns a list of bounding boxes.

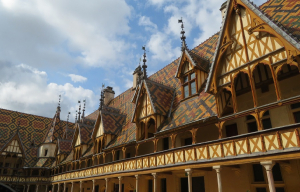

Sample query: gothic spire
[142,46,147,79]
[178,18,188,51]
[99,84,105,111]
[81,100,86,119]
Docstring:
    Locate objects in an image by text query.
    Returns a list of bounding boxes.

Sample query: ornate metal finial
[82,100,86,119]
[178,18,187,51]
[75,110,78,123]
[77,100,81,123]
[99,84,105,111]
[66,112,70,129]
[57,95,61,112]
[142,46,147,79]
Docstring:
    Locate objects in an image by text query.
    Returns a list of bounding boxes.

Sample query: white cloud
[0,0,132,68]
[139,16,157,31]
[0,62,97,120]
[68,74,87,83]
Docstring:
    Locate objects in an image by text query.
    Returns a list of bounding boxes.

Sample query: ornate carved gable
[0,131,25,158]
[206,0,300,94]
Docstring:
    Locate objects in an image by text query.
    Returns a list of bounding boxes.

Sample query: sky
[0,0,266,121]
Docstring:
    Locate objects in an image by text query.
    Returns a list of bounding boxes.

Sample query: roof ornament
[57,95,61,112]
[82,100,86,119]
[99,84,105,111]
[77,100,81,123]
[66,112,71,128]
[178,18,188,51]
[142,46,147,79]
[75,110,78,123]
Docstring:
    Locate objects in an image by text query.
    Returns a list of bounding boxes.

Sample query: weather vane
[142,46,147,79]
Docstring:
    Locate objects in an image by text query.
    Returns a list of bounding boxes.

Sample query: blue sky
[0,0,266,120]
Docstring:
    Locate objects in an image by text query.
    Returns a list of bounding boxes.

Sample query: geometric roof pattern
[57,139,72,154]
[260,0,300,40]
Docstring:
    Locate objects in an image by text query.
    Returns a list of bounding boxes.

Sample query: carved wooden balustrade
[0,175,51,184]
[52,123,300,182]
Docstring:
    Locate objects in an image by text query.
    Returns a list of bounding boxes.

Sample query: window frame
[181,62,198,99]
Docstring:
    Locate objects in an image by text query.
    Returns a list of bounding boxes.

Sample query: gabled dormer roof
[92,106,126,139]
[71,123,94,147]
[0,130,26,158]
[44,107,61,143]
[132,79,175,122]
[205,0,300,93]
[175,49,210,78]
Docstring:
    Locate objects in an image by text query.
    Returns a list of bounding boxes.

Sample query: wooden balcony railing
[52,123,300,182]
[0,176,51,183]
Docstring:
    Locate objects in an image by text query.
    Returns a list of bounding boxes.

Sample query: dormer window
[181,62,197,99]
[44,149,48,157]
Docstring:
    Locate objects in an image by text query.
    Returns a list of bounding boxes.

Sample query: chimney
[220,1,227,22]
[133,65,142,89]
[103,86,115,105]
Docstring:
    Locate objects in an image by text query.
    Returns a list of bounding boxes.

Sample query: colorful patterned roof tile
[260,0,300,40]
[34,158,55,168]
[44,108,62,144]
[159,91,217,132]
[78,123,94,145]
[58,139,72,154]
[102,110,126,135]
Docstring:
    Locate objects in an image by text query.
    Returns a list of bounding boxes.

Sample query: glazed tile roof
[260,0,300,40]
[102,111,126,135]
[34,158,55,168]
[58,139,72,154]
[77,123,94,145]
[64,127,75,141]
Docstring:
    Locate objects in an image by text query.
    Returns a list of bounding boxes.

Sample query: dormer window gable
[175,50,209,99]
[132,80,175,141]
[0,132,25,158]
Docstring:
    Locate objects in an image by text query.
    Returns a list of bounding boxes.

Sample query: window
[163,137,169,150]
[116,151,120,160]
[44,149,48,156]
[291,103,300,123]
[181,62,197,99]
[161,178,167,192]
[225,123,238,137]
[184,138,193,146]
[148,180,153,192]
[253,164,265,182]
[246,115,258,133]
[262,111,272,129]
[126,153,131,159]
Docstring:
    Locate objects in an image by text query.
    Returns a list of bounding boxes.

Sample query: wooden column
[152,173,157,192]
[27,185,30,192]
[35,185,39,192]
[80,181,83,192]
[213,165,223,192]
[185,169,193,192]
[71,182,74,192]
[57,183,60,192]
[45,185,48,192]
[52,184,55,192]
[248,66,258,107]
[63,182,66,192]
[135,175,139,192]
[261,161,276,192]
[92,179,95,192]
[118,176,123,192]
[23,185,26,192]
[105,178,110,192]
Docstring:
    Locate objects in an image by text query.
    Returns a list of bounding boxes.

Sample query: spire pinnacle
[57,95,61,112]
[77,100,81,123]
[99,84,105,111]
[178,18,187,51]
[142,46,147,79]
[82,100,86,119]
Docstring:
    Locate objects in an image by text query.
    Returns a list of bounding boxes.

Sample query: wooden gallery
[1,0,300,192]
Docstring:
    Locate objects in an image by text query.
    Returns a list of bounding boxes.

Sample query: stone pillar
[23,185,26,192]
[135,175,139,192]
[213,165,223,192]
[80,181,83,192]
[35,185,39,192]
[57,183,60,192]
[105,178,110,192]
[261,161,276,192]
[185,169,193,192]
[27,185,30,192]
[52,184,55,192]
[118,176,123,192]
[71,182,74,192]
[92,179,95,192]
[63,183,66,192]
[152,173,157,192]
[45,185,48,192]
